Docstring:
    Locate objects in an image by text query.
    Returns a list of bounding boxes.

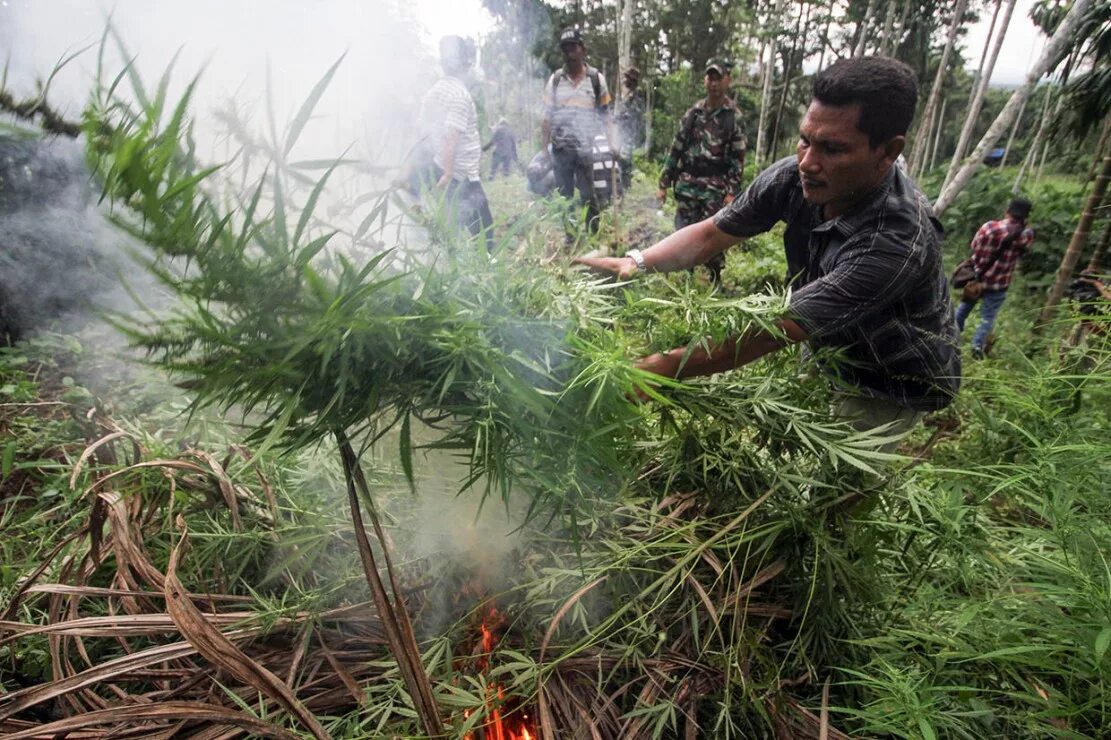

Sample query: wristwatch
[625,248,646,273]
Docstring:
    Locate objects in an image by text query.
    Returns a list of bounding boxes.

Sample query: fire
[462,605,537,740]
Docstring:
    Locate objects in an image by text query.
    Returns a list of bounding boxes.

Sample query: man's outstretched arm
[637,319,808,380]
[576,218,740,279]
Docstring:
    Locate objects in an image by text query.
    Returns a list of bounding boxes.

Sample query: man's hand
[436,173,452,189]
[575,255,638,280]
[656,188,667,203]
[723,193,735,205]
[635,350,681,379]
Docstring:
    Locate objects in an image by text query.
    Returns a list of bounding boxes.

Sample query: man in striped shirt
[416,35,493,251]
[954,199,1034,358]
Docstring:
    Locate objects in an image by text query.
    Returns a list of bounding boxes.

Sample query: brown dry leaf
[164,517,331,740]
[69,430,141,490]
[1,701,301,740]
[0,640,202,721]
[186,449,242,530]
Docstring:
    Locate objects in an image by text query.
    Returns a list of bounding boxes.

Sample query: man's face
[561,42,585,66]
[704,70,728,97]
[796,101,901,215]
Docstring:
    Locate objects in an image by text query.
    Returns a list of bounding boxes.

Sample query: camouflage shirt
[658,97,746,194]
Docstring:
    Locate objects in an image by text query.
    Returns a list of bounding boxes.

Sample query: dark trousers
[429,165,494,251]
[490,154,514,179]
[449,179,494,251]
[552,146,600,234]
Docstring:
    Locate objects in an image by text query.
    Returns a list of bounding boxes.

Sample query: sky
[2,0,1048,102]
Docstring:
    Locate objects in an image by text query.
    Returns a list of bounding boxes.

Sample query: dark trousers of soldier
[490,154,514,179]
[618,155,633,191]
[552,146,600,235]
[675,208,725,284]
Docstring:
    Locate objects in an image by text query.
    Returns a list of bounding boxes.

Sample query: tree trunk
[853,0,878,58]
[770,0,809,160]
[908,0,970,177]
[928,97,948,172]
[1013,86,1054,194]
[1087,217,1111,273]
[894,0,912,56]
[942,0,1015,194]
[617,0,634,109]
[879,0,899,55]
[933,0,1094,217]
[1039,155,1111,326]
[999,94,1027,168]
[1086,115,1111,184]
[816,7,834,74]
[1035,92,1067,183]
[645,42,656,154]
[755,0,788,167]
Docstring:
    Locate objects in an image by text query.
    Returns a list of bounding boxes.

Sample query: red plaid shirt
[970,217,1034,291]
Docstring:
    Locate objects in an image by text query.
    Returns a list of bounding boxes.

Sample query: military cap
[704,58,733,75]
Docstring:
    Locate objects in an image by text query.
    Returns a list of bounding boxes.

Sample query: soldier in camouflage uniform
[658,59,746,284]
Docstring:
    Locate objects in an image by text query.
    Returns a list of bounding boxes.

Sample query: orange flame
[462,606,536,740]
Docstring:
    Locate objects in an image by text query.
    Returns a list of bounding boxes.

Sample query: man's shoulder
[747,156,801,208]
[977,218,1009,238]
[433,76,471,98]
[849,169,941,252]
[759,156,801,187]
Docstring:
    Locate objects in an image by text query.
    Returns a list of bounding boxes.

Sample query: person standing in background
[484,117,518,180]
[657,59,746,285]
[954,198,1034,359]
[541,27,615,240]
[614,67,645,191]
[416,35,494,251]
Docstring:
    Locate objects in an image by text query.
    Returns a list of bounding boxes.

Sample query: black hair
[812,56,918,147]
[1007,197,1033,221]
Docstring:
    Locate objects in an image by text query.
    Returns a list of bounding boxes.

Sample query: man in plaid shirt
[955,198,1034,358]
[579,57,961,443]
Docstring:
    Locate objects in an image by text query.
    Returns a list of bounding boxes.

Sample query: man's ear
[879,135,906,169]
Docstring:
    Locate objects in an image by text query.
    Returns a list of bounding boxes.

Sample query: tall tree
[878,0,900,55]
[908,0,971,177]
[755,0,789,167]
[852,0,879,57]
[942,0,1016,194]
[933,0,1095,216]
[1039,156,1110,325]
[617,0,634,106]
[1013,86,1056,193]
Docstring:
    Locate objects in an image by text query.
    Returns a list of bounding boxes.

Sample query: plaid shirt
[970,218,1034,291]
[714,157,961,411]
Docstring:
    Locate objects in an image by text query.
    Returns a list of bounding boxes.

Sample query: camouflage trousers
[673,175,730,284]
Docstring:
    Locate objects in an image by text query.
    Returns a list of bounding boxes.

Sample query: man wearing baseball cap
[541,27,616,240]
[657,58,747,285]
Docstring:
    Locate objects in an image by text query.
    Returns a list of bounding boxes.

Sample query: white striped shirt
[418,77,482,182]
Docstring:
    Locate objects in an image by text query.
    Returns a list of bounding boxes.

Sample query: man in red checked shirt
[954,198,1034,359]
